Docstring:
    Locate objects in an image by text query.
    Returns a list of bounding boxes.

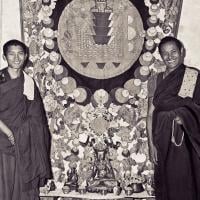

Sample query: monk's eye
[170,50,178,57]
[18,52,25,56]
[7,52,15,56]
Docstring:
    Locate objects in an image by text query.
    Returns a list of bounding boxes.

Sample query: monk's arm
[146,97,157,164]
[0,120,14,144]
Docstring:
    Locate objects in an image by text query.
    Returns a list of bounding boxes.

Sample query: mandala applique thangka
[21,0,183,195]
[57,0,144,79]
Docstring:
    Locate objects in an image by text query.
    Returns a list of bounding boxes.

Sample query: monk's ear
[25,53,28,60]
[181,46,186,58]
[2,54,7,61]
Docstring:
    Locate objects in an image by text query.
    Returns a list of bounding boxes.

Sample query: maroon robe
[0,69,51,200]
[152,64,200,200]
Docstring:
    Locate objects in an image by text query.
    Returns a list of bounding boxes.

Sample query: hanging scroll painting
[20,0,183,196]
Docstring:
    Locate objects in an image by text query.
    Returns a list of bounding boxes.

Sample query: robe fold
[0,69,51,200]
[152,65,200,200]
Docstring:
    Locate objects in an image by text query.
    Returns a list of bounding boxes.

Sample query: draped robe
[152,65,200,200]
[0,69,51,200]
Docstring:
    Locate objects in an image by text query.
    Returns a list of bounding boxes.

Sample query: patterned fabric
[178,67,199,98]
[23,71,35,100]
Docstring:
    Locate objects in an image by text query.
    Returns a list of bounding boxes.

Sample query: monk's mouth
[167,60,177,64]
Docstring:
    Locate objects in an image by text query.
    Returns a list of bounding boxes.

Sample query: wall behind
[0,0,21,69]
[0,0,2,67]
[178,0,200,69]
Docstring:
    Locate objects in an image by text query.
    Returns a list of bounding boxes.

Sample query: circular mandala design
[58,0,144,79]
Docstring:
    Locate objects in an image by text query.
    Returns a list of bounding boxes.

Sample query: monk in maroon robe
[0,39,51,199]
[147,36,200,200]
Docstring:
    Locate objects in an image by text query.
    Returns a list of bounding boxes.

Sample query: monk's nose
[14,54,20,62]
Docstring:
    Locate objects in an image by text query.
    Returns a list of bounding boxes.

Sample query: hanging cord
[171,119,184,147]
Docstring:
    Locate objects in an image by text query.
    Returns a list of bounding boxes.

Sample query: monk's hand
[149,143,158,165]
[152,145,158,165]
[7,132,15,145]
[174,116,183,125]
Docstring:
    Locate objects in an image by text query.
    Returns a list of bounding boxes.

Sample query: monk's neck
[7,67,22,79]
[163,64,183,79]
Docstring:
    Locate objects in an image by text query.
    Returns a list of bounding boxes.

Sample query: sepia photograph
[0,0,200,199]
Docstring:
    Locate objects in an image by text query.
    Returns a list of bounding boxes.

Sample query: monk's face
[160,41,183,71]
[4,45,27,70]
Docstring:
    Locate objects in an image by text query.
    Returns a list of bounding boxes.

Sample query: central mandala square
[58,0,144,79]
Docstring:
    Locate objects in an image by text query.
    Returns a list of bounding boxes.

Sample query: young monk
[0,39,51,200]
